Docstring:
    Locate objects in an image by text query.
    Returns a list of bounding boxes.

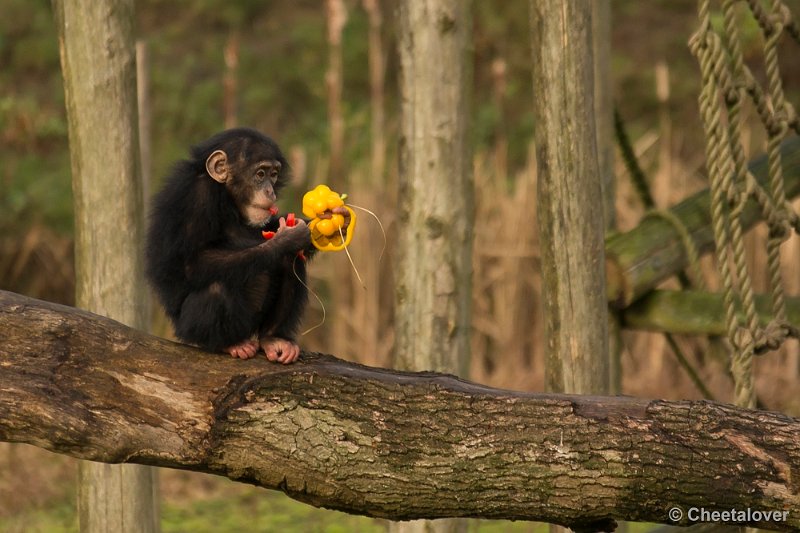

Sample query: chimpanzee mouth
[252,204,278,216]
[264,205,279,222]
[245,204,278,227]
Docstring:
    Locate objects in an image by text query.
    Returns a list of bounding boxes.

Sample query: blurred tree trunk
[363,0,386,181]
[491,57,509,179]
[326,0,347,186]
[394,1,473,532]
[53,1,160,531]
[530,0,610,395]
[223,29,240,129]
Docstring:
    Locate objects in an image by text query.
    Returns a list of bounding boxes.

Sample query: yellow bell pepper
[302,185,356,251]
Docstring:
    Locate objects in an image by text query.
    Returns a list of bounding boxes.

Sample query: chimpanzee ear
[205,150,229,183]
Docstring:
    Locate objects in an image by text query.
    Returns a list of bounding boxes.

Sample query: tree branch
[1,290,798,531]
[622,290,800,336]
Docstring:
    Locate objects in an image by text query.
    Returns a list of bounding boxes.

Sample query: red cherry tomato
[286,213,296,227]
[262,230,275,240]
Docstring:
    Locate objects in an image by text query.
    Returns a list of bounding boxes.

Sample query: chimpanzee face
[204,131,290,226]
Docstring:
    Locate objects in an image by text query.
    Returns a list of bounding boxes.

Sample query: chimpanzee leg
[259,259,309,364]
[174,282,259,357]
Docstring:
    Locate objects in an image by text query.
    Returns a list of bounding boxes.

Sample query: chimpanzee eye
[255,169,267,181]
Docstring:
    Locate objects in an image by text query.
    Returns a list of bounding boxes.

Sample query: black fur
[145,128,312,352]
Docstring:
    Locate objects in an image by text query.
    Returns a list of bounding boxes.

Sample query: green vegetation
[0,487,384,533]
[160,489,382,533]
[0,476,562,533]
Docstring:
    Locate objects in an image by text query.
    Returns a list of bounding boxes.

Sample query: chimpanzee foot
[260,336,300,364]
[225,338,260,359]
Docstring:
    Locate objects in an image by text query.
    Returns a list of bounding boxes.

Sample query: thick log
[623,290,800,336]
[1,290,799,532]
[605,136,800,308]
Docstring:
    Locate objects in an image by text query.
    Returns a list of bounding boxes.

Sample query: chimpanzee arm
[187,226,309,286]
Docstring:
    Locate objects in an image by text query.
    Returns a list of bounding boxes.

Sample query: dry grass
[0,224,74,306]
[0,443,76,518]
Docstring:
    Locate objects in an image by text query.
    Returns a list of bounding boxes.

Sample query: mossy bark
[622,290,800,336]
[530,0,610,395]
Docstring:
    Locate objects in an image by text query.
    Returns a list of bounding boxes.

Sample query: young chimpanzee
[146,128,315,364]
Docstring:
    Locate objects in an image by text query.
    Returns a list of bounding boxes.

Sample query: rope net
[689,0,800,408]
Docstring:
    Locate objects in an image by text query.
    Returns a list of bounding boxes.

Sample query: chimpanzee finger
[278,343,299,364]
[264,345,280,362]
[331,206,351,227]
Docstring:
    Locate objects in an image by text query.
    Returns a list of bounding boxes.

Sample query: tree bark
[530,0,609,394]
[52,0,158,530]
[395,0,474,379]
[1,291,799,532]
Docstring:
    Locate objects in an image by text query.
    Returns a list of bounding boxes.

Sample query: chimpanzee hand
[264,216,310,253]
[317,206,352,230]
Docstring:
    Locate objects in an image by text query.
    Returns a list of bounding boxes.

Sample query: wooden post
[53,0,159,531]
[530,0,610,395]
